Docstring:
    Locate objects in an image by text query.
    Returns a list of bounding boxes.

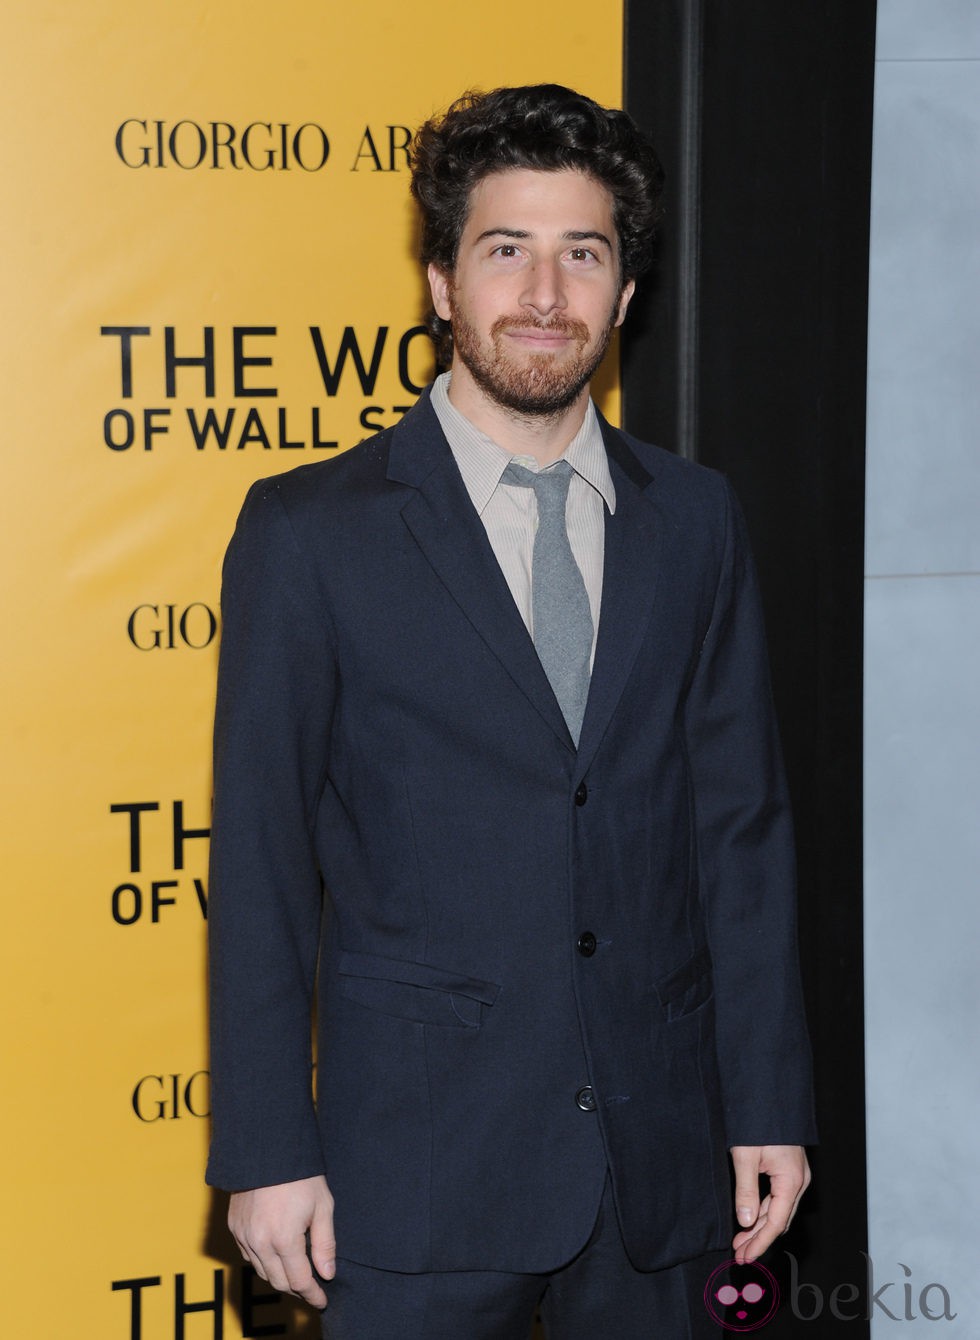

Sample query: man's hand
[228,1174,336,1309]
[730,1145,810,1264]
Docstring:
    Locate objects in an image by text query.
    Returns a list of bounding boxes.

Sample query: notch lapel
[575,421,664,775]
[388,395,574,751]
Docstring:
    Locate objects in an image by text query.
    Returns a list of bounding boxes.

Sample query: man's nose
[520,258,567,317]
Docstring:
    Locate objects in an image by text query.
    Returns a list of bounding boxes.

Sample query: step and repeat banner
[2,4,622,1335]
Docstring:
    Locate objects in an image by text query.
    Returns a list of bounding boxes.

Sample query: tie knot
[502,458,574,513]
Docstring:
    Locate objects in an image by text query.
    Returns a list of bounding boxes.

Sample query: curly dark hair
[410,84,664,363]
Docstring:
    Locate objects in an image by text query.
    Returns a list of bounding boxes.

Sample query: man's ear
[614,278,636,328]
[428,263,453,322]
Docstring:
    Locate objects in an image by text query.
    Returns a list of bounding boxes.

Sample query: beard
[448,296,620,418]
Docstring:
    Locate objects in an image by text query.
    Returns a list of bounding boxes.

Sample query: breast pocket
[652,945,714,1022]
[337,950,502,1029]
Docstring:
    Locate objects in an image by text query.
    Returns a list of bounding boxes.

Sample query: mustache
[490,313,590,343]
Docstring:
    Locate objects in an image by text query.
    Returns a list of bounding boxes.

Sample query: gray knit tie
[503,459,593,744]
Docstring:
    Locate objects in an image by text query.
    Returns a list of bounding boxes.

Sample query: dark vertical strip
[674,0,703,461]
[623,0,704,458]
[624,4,876,1334]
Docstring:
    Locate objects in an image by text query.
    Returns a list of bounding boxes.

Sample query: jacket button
[576,931,597,957]
[575,1085,597,1112]
[574,783,588,806]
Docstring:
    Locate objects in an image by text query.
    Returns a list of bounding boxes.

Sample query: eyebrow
[473,227,614,250]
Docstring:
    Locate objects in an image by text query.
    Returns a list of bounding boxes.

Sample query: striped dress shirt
[429,372,615,667]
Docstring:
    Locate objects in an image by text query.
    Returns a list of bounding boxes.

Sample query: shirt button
[574,783,588,807]
[575,1086,597,1112]
[577,932,597,957]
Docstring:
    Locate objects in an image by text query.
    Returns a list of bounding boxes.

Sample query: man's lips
[492,317,589,349]
[504,328,573,346]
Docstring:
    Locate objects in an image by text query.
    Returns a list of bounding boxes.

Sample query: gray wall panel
[866,61,980,575]
[876,0,980,60]
[865,3,980,1333]
[864,576,980,1331]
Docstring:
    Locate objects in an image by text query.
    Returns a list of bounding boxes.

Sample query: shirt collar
[429,372,616,516]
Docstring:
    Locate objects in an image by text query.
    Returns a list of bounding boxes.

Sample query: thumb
[310,1194,337,1281]
[730,1146,762,1228]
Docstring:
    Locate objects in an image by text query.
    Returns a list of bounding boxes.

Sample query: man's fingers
[733,1209,777,1263]
[310,1195,338,1282]
[277,1243,328,1309]
[226,1176,334,1308]
[765,1148,811,1235]
[246,1236,327,1309]
[228,1222,263,1277]
[764,1182,797,1238]
[730,1145,812,1262]
[730,1145,762,1228]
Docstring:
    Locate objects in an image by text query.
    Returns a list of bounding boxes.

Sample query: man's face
[428,168,634,417]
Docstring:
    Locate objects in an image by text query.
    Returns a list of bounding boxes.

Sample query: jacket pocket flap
[338,950,501,1005]
[653,945,713,1015]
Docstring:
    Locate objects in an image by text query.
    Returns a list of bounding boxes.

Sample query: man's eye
[494,244,520,258]
[568,247,597,262]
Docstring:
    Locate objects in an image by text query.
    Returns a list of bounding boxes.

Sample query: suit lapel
[575,420,663,775]
[388,394,574,750]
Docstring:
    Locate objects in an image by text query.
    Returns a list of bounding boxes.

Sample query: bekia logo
[703,1254,957,1329]
[704,1259,779,1333]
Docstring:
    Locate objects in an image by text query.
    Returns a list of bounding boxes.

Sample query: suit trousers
[319,1177,727,1340]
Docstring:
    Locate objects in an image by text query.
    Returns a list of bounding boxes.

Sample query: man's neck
[445,365,590,466]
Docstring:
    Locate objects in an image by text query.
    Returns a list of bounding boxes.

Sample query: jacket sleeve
[684,476,818,1149]
[205,477,335,1190]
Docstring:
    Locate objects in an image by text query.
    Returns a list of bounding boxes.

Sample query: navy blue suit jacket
[206,389,816,1273]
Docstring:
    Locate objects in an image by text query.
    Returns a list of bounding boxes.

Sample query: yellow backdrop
[2,3,622,1334]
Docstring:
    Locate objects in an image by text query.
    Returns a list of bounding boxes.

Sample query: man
[207,84,815,1339]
